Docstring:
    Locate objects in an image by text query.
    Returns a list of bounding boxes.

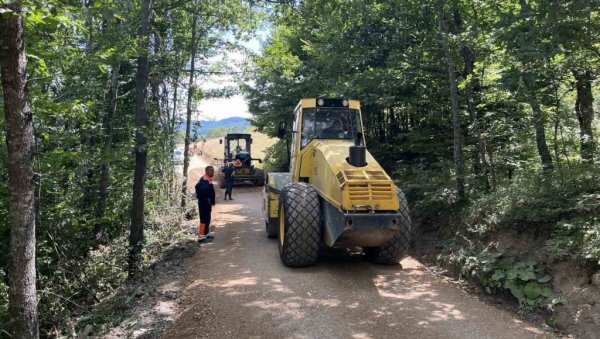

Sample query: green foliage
[459,250,554,310]
[546,217,600,264]
[1,0,261,335]
[393,161,455,222]
[463,164,600,232]
[460,164,600,266]
[72,201,186,335]
[246,0,600,198]
[37,239,129,334]
[263,140,289,172]
[0,270,8,333]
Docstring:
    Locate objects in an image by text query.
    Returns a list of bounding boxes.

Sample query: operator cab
[299,98,364,148]
[230,139,250,160]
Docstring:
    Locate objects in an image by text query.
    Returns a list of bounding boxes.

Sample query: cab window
[301,108,361,147]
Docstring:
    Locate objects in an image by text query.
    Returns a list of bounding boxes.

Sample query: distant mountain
[177,117,251,136]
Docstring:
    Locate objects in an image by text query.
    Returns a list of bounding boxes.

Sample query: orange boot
[198,223,207,242]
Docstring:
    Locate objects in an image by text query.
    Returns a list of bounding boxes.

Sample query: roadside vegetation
[0,0,259,336]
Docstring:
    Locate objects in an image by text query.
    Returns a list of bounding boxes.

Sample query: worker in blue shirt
[221,162,235,200]
[195,166,216,242]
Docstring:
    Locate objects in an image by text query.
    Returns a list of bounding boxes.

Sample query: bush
[263,140,289,172]
[546,217,600,264]
[463,165,600,237]
[458,249,559,312]
[394,161,455,223]
[0,270,8,335]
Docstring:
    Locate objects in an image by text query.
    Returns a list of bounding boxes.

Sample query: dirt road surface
[163,172,553,338]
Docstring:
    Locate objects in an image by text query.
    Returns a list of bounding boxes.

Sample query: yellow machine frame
[290,98,398,212]
[263,97,410,265]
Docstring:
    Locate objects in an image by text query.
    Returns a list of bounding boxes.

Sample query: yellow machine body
[290,98,398,213]
[264,98,403,248]
[294,140,399,212]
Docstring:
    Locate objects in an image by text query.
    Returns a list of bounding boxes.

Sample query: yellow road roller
[262,98,412,267]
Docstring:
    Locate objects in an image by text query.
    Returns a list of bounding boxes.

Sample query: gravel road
[163,182,554,339]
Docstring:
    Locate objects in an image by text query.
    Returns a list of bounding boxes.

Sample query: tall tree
[181,6,199,209]
[0,3,39,337]
[437,0,466,201]
[517,0,554,170]
[572,69,596,161]
[527,82,554,170]
[94,64,120,240]
[129,0,153,278]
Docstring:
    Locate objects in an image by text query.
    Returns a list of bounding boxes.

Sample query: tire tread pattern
[367,188,412,265]
[255,169,265,186]
[279,182,321,267]
[266,219,278,238]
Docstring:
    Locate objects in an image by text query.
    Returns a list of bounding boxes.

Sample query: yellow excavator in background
[262,98,412,267]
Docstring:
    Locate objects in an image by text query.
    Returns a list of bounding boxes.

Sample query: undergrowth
[457,249,564,314]
[462,164,600,265]
[0,200,189,338]
[410,163,600,312]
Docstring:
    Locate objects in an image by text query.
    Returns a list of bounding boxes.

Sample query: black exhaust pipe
[348,133,366,167]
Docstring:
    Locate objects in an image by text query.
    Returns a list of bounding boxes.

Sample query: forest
[1,0,599,337]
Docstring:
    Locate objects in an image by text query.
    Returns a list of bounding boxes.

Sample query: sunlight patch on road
[373,274,438,300]
[243,299,305,319]
[511,319,548,335]
[427,302,465,321]
[304,298,342,308]
[221,276,258,288]
[261,278,295,294]
[242,296,344,322]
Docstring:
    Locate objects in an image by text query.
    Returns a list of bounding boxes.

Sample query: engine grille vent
[336,171,346,186]
[341,169,393,203]
[366,170,387,180]
[344,170,366,180]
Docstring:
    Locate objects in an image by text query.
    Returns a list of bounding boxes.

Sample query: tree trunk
[171,72,180,141]
[169,71,180,201]
[529,96,554,170]
[572,69,596,161]
[462,45,489,190]
[150,33,165,198]
[388,107,398,137]
[484,140,498,190]
[518,0,553,171]
[129,0,152,279]
[376,110,385,142]
[181,10,198,209]
[0,4,40,337]
[94,64,119,240]
[81,0,98,212]
[437,0,466,202]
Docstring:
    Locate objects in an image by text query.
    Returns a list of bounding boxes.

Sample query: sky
[197,95,251,120]
[195,31,268,121]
